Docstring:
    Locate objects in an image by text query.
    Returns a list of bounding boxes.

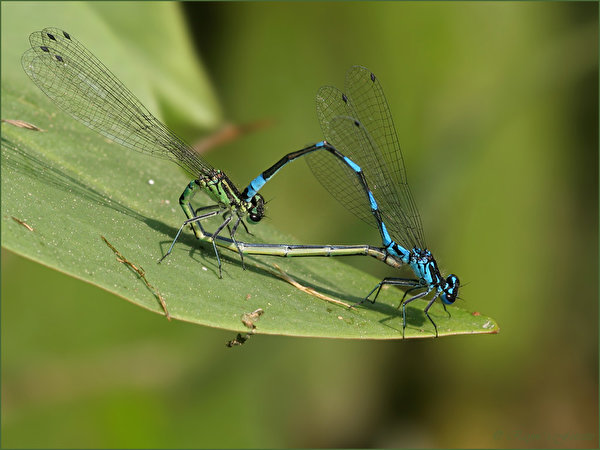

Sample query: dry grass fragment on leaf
[11,216,34,232]
[270,264,354,309]
[100,235,170,320]
[2,119,44,131]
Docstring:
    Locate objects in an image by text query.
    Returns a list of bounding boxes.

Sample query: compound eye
[444,292,456,303]
[441,292,456,305]
[248,213,262,223]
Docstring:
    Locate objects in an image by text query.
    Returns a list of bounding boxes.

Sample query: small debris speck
[242,308,264,330]
[226,333,248,347]
[148,179,154,185]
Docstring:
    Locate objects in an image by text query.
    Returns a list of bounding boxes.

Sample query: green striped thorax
[200,170,265,224]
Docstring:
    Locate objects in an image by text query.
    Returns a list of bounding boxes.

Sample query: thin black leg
[401,288,432,338]
[159,208,222,263]
[210,215,233,279]
[240,219,253,236]
[442,302,451,318]
[228,216,245,269]
[423,292,442,337]
[362,277,421,305]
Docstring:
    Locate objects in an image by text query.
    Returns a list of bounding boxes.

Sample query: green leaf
[1,15,498,339]
[0,96,497,339]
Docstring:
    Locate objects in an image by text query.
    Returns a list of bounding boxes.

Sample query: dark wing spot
[342,93,348,103]
[47,33,56,41]
[63,31,71,40]
[40,46,49,52]
[55,54,64,62]
[370,72,376,82]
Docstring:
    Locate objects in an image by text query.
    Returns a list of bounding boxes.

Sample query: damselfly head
[247,194,265,224]
[441,274,460,305]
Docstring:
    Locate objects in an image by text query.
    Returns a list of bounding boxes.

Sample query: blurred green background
[1,1,597,448]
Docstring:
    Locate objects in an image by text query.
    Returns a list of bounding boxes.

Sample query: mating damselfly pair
[22,27,460,337]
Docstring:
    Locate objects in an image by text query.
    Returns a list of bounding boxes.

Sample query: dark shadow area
[2,136,157,224]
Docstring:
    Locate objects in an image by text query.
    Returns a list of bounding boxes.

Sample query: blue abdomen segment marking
[380,221,393,248]
[367,191,378,211]
[343,155,362,173]
[243,174,267,200]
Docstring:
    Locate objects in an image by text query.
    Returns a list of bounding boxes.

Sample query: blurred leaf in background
[1,1,598,449]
